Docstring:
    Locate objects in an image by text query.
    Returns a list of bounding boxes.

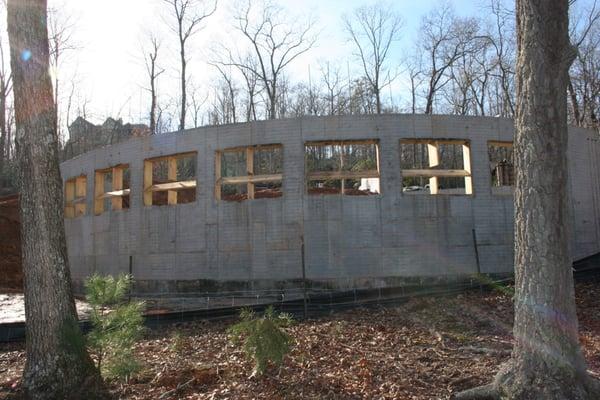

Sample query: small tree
[85,274,145,380]
[228,306,293,377]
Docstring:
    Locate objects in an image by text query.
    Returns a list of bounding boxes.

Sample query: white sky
[39,0,594,130]
[45,0,488,128]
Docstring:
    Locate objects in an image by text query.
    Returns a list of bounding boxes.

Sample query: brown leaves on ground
[1,282,599,399]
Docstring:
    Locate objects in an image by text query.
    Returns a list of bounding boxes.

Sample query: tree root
[452,373,600,400]
[451,384,500,400]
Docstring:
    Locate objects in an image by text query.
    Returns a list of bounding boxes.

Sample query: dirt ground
[1,282,599,399]
[0,195,21,292]
[0,293,91,324]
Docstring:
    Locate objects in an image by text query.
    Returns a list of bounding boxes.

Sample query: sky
[38,0,593,131]
[43,0,487,128]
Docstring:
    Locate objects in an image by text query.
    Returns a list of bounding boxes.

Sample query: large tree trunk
[454,1,599,399]
[6,1,102,399]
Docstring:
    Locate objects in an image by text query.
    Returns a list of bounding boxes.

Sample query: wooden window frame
[143,152,197,206]
[305,139,381,195]
[64,175,87,218]
[488,140,514,193]
[94,164,130,215]
[215,144,283,201]
[400,138,473,195]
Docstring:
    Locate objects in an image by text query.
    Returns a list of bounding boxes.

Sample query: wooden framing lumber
[246,147,254,199]
[216,144,283,201]
[306,170,380,180]
[65,175,87,219]
[149,180,197,192]
[94,171,105,215]
[98,189,131,199]
[167,157,178,205]
[219,174,283,185]
[401,169,470,178]
[111,166,123,210]
[64,179,75,218]
[143,160,153,206]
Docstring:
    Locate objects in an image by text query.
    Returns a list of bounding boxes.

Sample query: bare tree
[486,0,516,117]
[568,0,600,127]
[417,3,486,115]
[319,61,347,116]
[343,1,402,114]
[211,64,238,123]
[189,84,208,128]
[48,5,76,142]
[0,32,12,186]
[220,0,316,120]
[142,33,165,134]
[163,0,217,130]
[6,0,102,398]
[455,0,600,398]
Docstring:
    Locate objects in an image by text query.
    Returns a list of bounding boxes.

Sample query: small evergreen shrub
[228,306,293,376]
[85,274,145,380]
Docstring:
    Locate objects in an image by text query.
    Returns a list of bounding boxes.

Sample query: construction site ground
[1,281,599,399]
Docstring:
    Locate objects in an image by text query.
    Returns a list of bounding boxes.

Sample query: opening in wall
[305,139,380,196]
[400,139,472,195]
[94,164,131,215]
[64,175,87,218]
[488,141,514,194]
[216,144,283,201]
[143,152,197,206]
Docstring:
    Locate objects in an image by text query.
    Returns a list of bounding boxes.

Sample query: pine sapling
[85,274,145,381]
[228,306,293,377]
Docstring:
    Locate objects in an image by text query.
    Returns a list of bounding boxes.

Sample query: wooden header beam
[402,169,470,178]
[306,170,380,180]
[149,180,197,192]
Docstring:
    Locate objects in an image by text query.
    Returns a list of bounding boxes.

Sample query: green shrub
[85,274,145,380]
[228,306,293,376]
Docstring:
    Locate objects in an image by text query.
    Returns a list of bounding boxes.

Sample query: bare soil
[0,195,21,292]
[1,282,599,399]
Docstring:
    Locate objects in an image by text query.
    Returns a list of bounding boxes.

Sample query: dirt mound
[0,194,22,291]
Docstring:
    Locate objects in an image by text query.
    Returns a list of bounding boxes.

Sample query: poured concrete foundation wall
[60,115,600,294]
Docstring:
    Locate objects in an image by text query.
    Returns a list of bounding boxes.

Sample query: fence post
[301,235,308,319]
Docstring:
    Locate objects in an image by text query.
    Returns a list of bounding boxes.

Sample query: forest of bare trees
[0,0,599,189]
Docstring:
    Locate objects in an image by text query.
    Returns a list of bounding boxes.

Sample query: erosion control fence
[1,255,599,343]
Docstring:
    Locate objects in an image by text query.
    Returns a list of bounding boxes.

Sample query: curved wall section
[60,115,600,294]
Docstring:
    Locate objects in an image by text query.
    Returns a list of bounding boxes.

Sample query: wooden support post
[463,143,473,195]
[340,144,345,195]
[94,171,104,215]
[143,160,153,206]
[427,143,439,194]
[74,176,86,217]
[65,179,75,218]
[111,167,123,210]
[246,147,254,199]
[167,157,178,205]
[215,152,222,201]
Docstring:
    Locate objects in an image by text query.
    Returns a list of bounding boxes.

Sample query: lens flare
[21,49,32,62]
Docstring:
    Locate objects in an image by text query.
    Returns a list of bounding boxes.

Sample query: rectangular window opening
[94,164,130,215]
[305,140,380,196]
[488,141,514,193]
[216,144,283,201]
[143,152,197,207]
[65,175,87,218]
[400,139,472,195]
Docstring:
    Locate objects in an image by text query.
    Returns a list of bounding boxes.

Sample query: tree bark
[6,1,102,398]
[454,1,599,399]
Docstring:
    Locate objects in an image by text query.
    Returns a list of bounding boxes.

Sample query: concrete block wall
[60,114,600,294]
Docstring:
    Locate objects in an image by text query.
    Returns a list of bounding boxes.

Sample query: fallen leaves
[0,282,599,399]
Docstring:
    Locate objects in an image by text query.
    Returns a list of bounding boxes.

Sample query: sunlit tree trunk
[455,1,599,399]
[7,0,102,398]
